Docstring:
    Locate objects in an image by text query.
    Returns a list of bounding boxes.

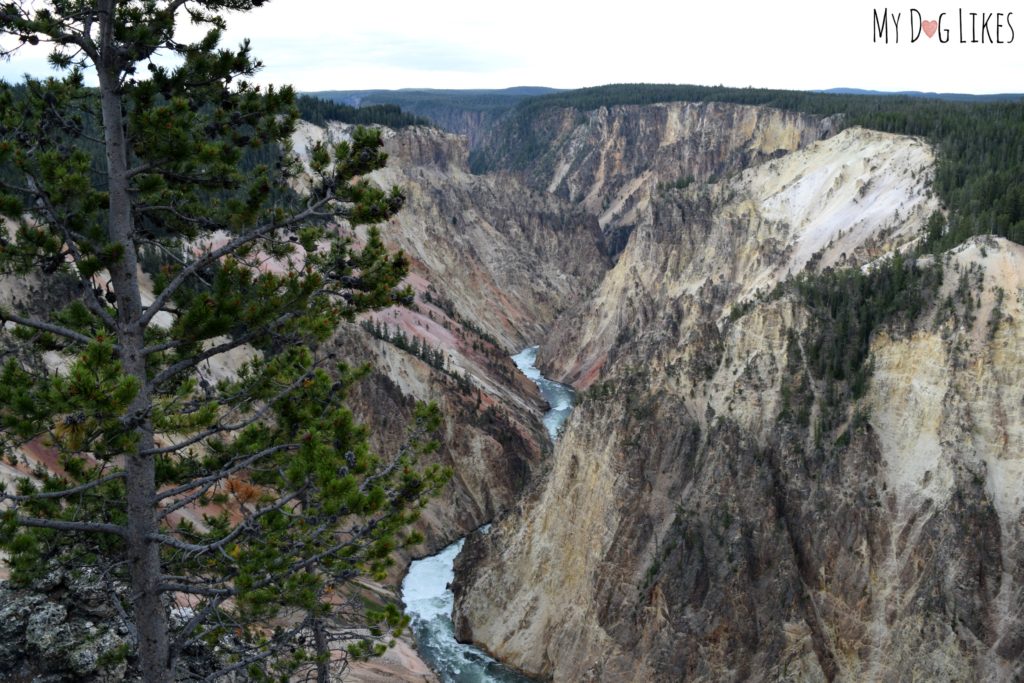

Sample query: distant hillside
[303,87,564,147]
[295,94,431,128]
[820,88,1024,102]
[307,87,562,109]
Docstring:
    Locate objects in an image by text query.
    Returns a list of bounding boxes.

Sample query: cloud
[1,1,1021,93]
[252,33,520,74]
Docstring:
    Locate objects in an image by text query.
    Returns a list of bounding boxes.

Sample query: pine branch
[138,201,335,329]
[14,514,127,537]
[156,581,233,598]
[148,368,316,461]
[157,519,379,599]
[58,238,119,331]
[169,593,230,660]
[2,471,125,502]
[147,311,299,386]
[156,443,298,518]
[1,311,109,348]
[21,175,118,331]
[198,621,310,683]
[151,487,305,554]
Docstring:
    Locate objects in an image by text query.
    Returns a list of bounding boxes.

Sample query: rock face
[453,107,1024,682]
[292,120,610,350]
[374,124,610,348]
[291,121,611,559]
[476,102,839,253]
[0,566,239,682]
[543,127,938,388]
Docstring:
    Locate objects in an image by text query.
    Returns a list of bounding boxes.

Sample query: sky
[1,0,1022,94]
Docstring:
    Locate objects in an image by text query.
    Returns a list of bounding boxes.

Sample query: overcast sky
[1,0,1022,93]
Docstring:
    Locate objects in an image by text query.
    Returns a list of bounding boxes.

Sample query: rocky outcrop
[453,115,1024,682]
[0,565,238,682]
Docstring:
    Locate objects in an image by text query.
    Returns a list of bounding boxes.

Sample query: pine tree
[0,2,447,680]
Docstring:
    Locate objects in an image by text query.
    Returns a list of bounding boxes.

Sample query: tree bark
[312,613,332,683]
[96,1,171,679]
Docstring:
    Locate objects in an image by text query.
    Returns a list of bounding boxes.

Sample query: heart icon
[922,20,938,38]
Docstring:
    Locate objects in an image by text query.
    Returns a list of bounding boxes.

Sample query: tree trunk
[312,614,332,683]
[300,485,332,683]
[96,2,171,677]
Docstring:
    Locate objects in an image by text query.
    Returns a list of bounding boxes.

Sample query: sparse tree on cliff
[0,2,446,680]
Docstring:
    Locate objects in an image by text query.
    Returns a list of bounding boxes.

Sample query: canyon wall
[454,110,1024,682]
[475,102,839,253]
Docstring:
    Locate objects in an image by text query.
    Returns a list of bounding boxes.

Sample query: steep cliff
[373,125,610,349]
[294,121,609,350]
[476,102,839,253]
[453,116,1024,682]
[543,126,937,388]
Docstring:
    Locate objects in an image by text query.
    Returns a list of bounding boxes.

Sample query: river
[508,346,576,441]
[400,345,575,682]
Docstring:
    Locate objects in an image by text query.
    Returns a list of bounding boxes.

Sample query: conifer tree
[0,2,447,680]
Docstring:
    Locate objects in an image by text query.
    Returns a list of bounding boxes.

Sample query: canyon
[2,95,1021,682]
[339,100,1022,682]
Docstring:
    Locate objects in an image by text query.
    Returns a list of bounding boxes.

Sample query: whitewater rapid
[401,345,575,682]
[510,345,575,440]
